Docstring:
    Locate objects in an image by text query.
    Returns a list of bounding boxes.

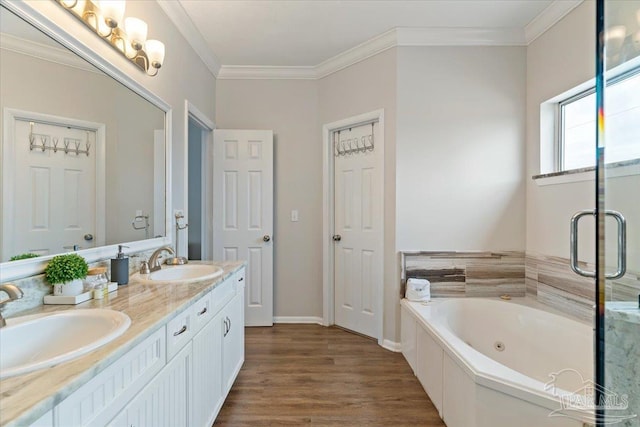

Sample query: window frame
[556,67,640,173]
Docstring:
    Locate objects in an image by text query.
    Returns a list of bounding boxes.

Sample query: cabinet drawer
[234,267,246,291]
[55,327,166,427]
[210,276,235,315]
[166,309,193,361]
[191,290,213,334]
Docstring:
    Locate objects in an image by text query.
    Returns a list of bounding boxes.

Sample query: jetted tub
[401,297,594,427]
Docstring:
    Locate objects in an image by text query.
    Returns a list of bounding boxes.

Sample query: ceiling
[177,0,555,67]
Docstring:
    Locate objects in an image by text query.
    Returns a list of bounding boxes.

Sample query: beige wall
[318,48,398,340]
[526,0,640,272]
[216,79,321,318]
[216,50,398,337]
[217,44,530,343]
[526,1,596,262]
[396,46,526,252]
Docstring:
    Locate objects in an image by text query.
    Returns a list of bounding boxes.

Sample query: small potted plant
[45,253,89,296]
[9,253,40,261]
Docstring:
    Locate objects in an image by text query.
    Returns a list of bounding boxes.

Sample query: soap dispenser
[111,245,129,285]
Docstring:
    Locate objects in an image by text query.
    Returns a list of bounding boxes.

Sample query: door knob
[84,234,94,241]
[263,235,271,242]
[333,235,342,242]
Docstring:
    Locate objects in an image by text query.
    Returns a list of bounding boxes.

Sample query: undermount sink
[0,309,131,379]
[135,264,224,284]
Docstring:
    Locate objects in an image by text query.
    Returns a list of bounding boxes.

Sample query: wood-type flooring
[214,324,445,426]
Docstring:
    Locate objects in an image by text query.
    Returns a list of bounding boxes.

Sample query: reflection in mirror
[0,6,166,263]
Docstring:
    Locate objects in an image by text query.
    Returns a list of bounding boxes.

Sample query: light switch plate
[291,209,299,222]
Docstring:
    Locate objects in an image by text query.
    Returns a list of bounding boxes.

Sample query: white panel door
[12,119,97,257]
[213,130,273,326]
[334,122,383,338]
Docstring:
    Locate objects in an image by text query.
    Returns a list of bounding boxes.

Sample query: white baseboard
[381,339,402,353]
[273,316,324,325]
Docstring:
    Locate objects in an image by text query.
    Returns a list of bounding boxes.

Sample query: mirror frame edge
[0,0,173,282]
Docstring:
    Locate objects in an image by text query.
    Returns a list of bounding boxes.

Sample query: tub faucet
[147,246,175,272]
[0,283,24,328]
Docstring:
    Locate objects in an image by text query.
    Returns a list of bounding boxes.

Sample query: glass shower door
[599,1,640,426]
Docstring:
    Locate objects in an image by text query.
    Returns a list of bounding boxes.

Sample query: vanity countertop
[0,260,245,427]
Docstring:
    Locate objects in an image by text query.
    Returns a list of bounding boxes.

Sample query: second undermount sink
[135,264,224,284]
[0,309,131,379]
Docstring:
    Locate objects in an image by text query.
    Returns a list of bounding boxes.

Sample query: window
[558,69,640,171]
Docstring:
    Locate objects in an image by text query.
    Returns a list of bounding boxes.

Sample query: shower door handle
[605,210,626,280]
[570,210,596,278]
[570,209,626,279]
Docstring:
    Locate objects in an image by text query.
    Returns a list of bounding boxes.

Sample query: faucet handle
[139,260,151,275]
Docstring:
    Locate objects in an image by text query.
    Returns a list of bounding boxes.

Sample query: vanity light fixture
[55,0,165,76]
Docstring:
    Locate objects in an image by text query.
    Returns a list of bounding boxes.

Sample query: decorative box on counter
[44,283,118,305]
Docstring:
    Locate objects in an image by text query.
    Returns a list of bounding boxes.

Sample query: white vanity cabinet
[192,267,245,427]
[109,343,192,427]
[52,267,245,427]
[222,269,245,395]
[192,310,224,427]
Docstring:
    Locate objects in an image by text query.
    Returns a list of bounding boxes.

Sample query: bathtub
[401,297,594,427]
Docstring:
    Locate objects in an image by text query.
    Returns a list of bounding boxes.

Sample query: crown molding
[396,27,526,46]
[217,65,316,80]
[0,32,102,74]
[156,0,221,77]
[525,0,584,44]
[182,0,585,80]
[315,28,398,79]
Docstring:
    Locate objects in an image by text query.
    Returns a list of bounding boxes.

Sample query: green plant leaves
[44,254,89,285]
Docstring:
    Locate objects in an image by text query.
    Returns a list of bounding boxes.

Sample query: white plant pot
[53,278,84,296]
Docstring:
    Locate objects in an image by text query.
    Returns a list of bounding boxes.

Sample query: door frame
[2,108,107,260]
[322,109,384,346]
[183,100,215,259]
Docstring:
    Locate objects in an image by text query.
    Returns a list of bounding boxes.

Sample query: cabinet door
[111,343,192,427]
[222,292,244,395]
[192,312,224,427]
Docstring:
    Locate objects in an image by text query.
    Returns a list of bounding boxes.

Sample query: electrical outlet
[291,209,299,222]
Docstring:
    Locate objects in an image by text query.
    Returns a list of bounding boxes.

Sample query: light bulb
[98,0,125,28]
[125,17,147,50]
[59,0,78,8]
[145,39,165,69]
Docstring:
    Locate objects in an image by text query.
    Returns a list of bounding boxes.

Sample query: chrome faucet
[0,283,24,328]
[147,246,175,272]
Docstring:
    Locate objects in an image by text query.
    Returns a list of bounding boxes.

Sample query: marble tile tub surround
[525,253,640,322]
[605,303,640,427]
[0,260,245,427]
[401,251,525,298]
[0,249,157,318]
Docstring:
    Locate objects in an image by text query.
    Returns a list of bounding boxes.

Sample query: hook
[40,136,47,152]
[85,141,91,156]
[29,122,35,150]
[64,139,70,154]
[52,137,59,153]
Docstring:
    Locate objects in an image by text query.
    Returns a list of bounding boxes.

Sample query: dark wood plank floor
[214,324,445,426]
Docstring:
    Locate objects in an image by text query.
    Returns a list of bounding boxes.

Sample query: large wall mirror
[0,2,171,280]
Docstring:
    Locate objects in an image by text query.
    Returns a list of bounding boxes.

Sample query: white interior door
[333,122,383,339]
[213,129,273,327]
[11,119,97,257]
